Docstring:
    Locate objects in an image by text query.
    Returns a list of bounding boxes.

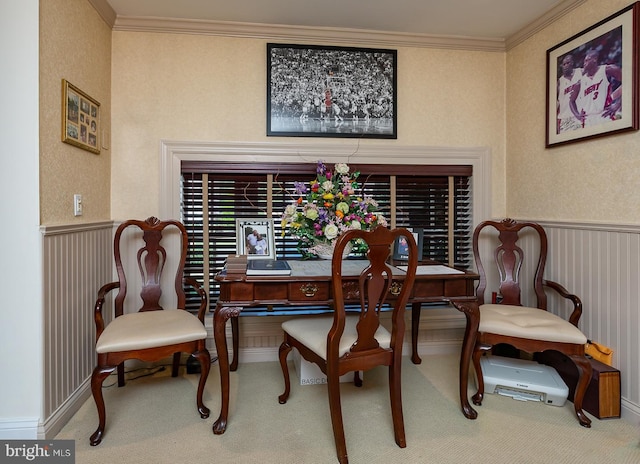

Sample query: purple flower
[294,181,307,195]
[316,161,326,176]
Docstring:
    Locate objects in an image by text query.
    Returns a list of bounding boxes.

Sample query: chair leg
[117,362,125,387]
[570,354,593,428]
[171,352,181,377]
[278,340,293,404]
[388,360,406,448]
[353,371,362,387]
[327,370,348,464]
[193,349,211,418]
[471,346,487,406]
[90,365,116,446]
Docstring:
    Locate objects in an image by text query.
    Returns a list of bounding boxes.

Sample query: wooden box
[536,351,620,419]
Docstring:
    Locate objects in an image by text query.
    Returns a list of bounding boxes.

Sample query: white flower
[336,202,349,214]
[284,203,297,217]
[364,196,378,207]
[324,223,339,240]
[305,208,319,220]
[335,163,349,175]
[350,220,361,230]
[321,180,334,191]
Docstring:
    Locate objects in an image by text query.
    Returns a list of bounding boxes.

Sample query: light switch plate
[74,194,83,216]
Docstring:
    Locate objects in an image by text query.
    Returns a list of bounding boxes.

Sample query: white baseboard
[39,379,92,439]
[0,418,40,439]
[621,398,640,425]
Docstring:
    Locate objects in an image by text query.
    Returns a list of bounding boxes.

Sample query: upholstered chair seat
[281,316,391,360]
[96,309,208,354]
[479,304,588,344]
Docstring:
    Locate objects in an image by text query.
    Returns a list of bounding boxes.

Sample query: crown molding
[506,0,587,50]
[89,0,586,52]
[88,0,116,27]
[112,16,506,52]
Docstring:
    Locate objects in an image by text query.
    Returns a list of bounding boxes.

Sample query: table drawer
[254,283,288,301]
[443,279,472,296]
[224,282,255,301]
[289,282,331,301]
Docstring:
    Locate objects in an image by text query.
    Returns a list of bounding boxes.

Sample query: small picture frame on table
[393,228,423,261]
[236,218,276,259]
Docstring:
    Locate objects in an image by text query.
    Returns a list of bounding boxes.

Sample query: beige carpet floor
[56,354,640,464]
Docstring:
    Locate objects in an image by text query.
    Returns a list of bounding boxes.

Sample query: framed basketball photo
[545,2,640,147]
[267,43,397,139]
[393,228,423,261]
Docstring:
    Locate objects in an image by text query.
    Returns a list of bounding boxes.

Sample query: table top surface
[217,259,473,280]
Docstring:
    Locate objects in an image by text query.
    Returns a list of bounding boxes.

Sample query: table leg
[450,298,479,420]
[230,316,239,371]
[212,305,242,435]
[411,302,422,364]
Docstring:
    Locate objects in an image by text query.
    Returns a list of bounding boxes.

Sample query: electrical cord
[102,356,219,388]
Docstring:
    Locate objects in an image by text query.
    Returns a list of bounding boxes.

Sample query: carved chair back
[473,218,548,309]
[330,226,418,364]
[113,217,189,317]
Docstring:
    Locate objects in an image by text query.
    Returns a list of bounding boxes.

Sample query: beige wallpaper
[41,0,640,226]
[39,0,111,225]
[110,33,507,220]
[506,0,640,223]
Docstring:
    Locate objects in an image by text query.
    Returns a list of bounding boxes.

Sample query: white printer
[479,355,569,406]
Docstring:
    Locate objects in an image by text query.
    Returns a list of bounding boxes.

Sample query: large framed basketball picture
[545,2,640,147]
[267,43,397,139]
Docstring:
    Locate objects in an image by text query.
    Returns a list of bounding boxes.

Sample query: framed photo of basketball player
[545,2,639,148]
[393,228,423,261]
[267,43,397,139]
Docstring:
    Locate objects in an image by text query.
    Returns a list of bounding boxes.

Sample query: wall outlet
[73,194,83,216]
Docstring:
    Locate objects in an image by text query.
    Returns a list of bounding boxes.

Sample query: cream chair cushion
[282,315,391,360]
[479,304,587,344]
[96,309,207,354]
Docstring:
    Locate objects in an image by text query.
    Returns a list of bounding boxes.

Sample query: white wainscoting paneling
[512,220,640,423]
[40,222,113,438]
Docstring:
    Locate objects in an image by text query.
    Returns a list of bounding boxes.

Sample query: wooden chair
[90,217,211,445]
[277,226,418,464]
[452,218,592,427]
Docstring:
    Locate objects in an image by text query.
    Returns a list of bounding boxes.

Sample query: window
[181,161,472,311]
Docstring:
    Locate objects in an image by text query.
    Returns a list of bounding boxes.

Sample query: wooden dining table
[211,259,480,434]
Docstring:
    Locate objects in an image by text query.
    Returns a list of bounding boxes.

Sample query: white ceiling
[103,0,576,41]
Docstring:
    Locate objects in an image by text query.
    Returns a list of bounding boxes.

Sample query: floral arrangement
[281,161,387,258]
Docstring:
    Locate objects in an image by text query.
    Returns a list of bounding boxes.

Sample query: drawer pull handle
[300,283,318,297]
[389,282,402,296]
